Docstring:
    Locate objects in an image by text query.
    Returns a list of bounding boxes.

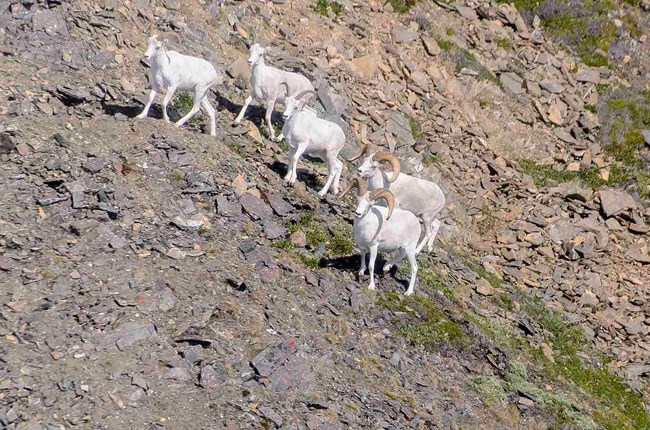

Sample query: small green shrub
[408,116,423,140]
[446,27,456,36]
[469,376,507,407]
[312,0,343,19]
[496,38,512,50]
[386,0,418,13]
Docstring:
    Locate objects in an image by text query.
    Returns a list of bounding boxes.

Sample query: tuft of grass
[496,38,512,50]
[469,376,508,407]
[418,261,454,298]
[385,0,418,13]
[446,27,456,36]
[168,171,184,181]
[408,115,423,140]
[478,98,489,109]
[519,160,576,188]
[436,38,502,88]
[273,238,294,251]
[422,153,439,166]
[299,254,321,269]
[463,258,503,288]
[378,293,467,348]
[312,0,343,19]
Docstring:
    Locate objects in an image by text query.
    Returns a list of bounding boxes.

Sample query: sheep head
[144,35,164,60]
[281,82,315,119]
[248,43,270,67]
[356,149,401,183]
[341,178,395,220]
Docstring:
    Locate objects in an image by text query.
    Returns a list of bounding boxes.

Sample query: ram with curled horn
[343,176,429,296]
[278,80,346,197]
[352,147,445,252]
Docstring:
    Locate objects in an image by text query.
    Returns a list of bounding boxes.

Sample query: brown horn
[340,176,367,198]
[294,89,316,101]
[279,81,290,98]
[345,143,370,162]
[370,189,395,220]
[374,152,401,183]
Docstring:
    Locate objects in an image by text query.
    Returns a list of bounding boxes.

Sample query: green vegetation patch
[408,115,423,140]
[437,38,502,88]
[312,0,343,19]
[496,38,512,50]
[495,0,639,67]
[418,261,454,298]
[385,0,418,13]
[378,292,467,348]
[469,376,508,407]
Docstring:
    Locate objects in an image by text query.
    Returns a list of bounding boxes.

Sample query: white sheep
[342,177,429,296]
[349,145,445,252]
[136,34,223,137]
[233,43,314,142]
[279,83,344,197]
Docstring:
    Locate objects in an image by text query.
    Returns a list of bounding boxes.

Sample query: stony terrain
[1,0,650,429]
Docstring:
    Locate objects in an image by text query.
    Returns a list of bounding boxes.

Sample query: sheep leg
[332,159,343,195]
[367,245,378,291]
[426,219,442,252]
[234,95,252,124]
[288,145,306,186]
[200,96,217,137]
[174,100,201,128]
[358,250,367,278]
[383,249,406,273]
[317,154,339,197]
[161,86,177,123]
[265,99,279,141]
[136,85,159,119]
[404,248,418,296]
[284,144,296,182]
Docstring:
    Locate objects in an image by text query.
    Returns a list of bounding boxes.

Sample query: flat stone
[626,245,650,264]
[216,195,242,217]
[421,36,440,56]
[554,129,576,144]
[257,406,284,428]
[475,278,493,296]
[575,69,601,83]
[391,25,418,43]
[250,337,298,377]
[456,5,478,20]
[240,193,274,220]
[82,157,106,173]
[263,220,287,240]
[200,363,228,388]
[0,132,16,154]
[599,189,635,218]
[264,192,294,217]
[500,72,524,94]
[539,79,565,93]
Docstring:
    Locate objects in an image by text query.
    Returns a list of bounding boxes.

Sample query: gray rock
[554,129,576,144]
[250,336,298,377]
[216,195,242,217]
[500,72,524,94]
[456,5,478,20]
[599,189,635,218]
[263,220,287,240]
[539,79,564,94]
[421,36,441,56]
[386,111,415,151]
[264,192,294,217]
[575,69,600,83]
[200,363,228,388]
[239,239,257,253]
[641,129,650,146]
[82,157,106,173]
[391,25,418,43]
[258,406,284,428]
[240,193,273,220]
[96,322,156,351]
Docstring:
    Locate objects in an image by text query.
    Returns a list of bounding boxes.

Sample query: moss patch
[312,0,343,19]
[385,0,418,13]
[469,376,508,407]
[408,115,423,140]
[378,292,467,348]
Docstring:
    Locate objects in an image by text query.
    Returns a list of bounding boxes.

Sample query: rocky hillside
[1,0,650,429]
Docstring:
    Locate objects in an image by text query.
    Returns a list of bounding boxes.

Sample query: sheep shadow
[320,254,412,289]
[266,160,323,194]
[216,93,285,129]
[101,102,146,118]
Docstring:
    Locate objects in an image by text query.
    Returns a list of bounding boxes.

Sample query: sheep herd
[136,34,446,296]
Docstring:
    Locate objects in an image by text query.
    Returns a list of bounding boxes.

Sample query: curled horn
[340,176,367,198]
[374,152,401,183]
[370,189,395,220]
[279,81,290,98]
[346,143,370,162]
[294,89,316,101]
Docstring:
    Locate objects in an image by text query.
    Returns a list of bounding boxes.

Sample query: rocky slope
[1,0,650,429]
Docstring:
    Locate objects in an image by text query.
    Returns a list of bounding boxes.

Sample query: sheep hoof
[317,190,326,197]
[357,269,365,278]
[404,290,414,296]
[367,284,376,291]
[383,264,392,273]
[135,113,146,119]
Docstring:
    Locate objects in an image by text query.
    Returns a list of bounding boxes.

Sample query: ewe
[342,177,430,296]
[234,43,314,142]
[137,34,223,137]
[279,82,345,197]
